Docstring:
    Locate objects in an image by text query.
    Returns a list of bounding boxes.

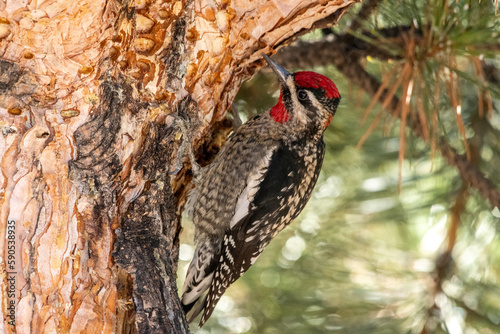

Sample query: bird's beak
[262,53,290,85]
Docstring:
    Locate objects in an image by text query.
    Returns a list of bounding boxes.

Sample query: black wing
[199,139,325,326]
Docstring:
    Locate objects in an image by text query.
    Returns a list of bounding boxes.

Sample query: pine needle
[431,67,441,162]
[472,57,485,118]
[398,64,414,193]
[356,108,386,149]
[473,59,495,119]
[381,67,405,114]
[414,71,430,141]
[485,89,494,118]
[360,66,398,124]
[447,62,470,160]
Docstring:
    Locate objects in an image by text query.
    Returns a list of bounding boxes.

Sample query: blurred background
[178,0,500,333]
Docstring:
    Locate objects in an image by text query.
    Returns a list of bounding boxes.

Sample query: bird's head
[263,53,341,129]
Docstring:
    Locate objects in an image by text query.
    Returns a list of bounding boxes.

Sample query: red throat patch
[294,71,340,99]
[270,93,291,123]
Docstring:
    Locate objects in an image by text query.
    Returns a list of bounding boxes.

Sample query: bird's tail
[181,240,218,324]
[182,293,208,323]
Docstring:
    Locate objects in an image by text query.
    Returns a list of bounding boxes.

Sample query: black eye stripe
[296,86,325,101]
[283,86,339,116]
[295,86,340,115]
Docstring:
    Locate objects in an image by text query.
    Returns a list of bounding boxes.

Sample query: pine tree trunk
[0,1,356,333]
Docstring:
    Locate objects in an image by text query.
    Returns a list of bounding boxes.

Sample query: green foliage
[178,0,500,333]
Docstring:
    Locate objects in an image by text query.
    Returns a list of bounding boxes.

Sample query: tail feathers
[181,240,218,324]
[182,293,208,323]
[181,273,212,323]
[183,279,229,327]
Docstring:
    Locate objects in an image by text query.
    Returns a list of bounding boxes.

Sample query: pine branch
[348,0,383,31]
[274,26,425,64]
[273,40,500,209]
[274,33,405,68]
[437,139,500,208]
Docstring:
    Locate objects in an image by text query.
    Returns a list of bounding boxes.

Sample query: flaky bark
[0,1,356,333]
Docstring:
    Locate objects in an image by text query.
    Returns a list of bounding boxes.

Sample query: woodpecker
[181,54,341,326]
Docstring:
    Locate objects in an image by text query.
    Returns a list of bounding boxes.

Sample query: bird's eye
[298,90,308,100]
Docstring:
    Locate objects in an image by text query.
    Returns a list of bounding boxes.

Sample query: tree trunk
[0,1,356,333]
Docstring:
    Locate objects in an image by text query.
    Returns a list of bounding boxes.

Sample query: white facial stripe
[287,77,311,124]
[308,91,328,116]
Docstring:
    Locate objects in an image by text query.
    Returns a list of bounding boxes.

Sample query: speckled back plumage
[181,55,340,327]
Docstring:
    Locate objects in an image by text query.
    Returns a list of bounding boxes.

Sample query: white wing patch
[229,148,275,228]
[230,187,250,228]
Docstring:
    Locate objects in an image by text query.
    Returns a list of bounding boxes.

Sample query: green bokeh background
[178,1,500,332]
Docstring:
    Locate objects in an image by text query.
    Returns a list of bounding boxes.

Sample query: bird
[181,53,341,326]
